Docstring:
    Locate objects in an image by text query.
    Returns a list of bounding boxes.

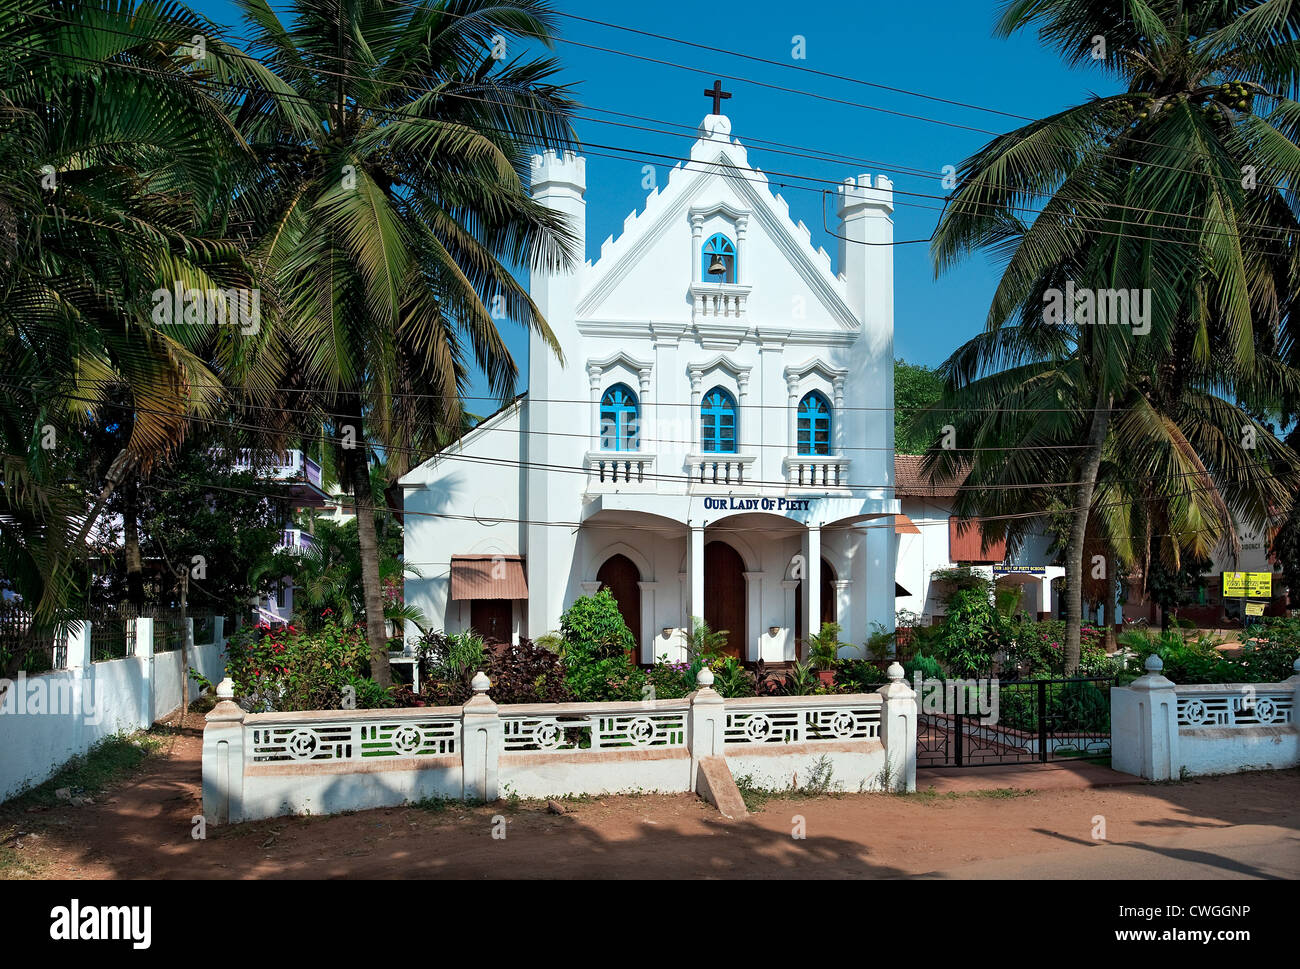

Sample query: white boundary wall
[203,665,919,824]
[0,618,227,802]
[1111,656,1300,780]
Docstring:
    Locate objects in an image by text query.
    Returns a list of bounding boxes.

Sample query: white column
[734,214,749,286]
[638,580,657,664]
[587,363,602,451]
[743,571,763,662]
[737,371,752,461]
[691,214,704,284]
[832,375,846,457]
[787,373,801,462]
[689,369,703,456]
[781,579,799,661]
[835,578,853,651]
[690,525,706,628]
[803,524,821,645]
[638,366,653,454]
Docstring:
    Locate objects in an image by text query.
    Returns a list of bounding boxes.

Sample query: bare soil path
[3,713,1297,879]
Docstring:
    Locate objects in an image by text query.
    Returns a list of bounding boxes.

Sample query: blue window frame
[700,386,738,453]
[702,233,737,284]
[798,391,832,455]
[600,383,639,451]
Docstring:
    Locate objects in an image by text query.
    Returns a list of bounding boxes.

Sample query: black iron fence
[0,605,66,675]
[916,675,1116,768]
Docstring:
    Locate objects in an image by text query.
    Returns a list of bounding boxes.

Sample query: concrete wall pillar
[1111,656,1181,780]
[689,525,705,627]
[688,668,725,781]
[461,672,502,802]
[877,662,917,792]
[202,677,246,825]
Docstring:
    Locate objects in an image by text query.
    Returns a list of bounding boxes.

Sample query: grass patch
[0,825,44,878]
[734,756,843,811]
[901,785,1036,802]
[1,731,164,812]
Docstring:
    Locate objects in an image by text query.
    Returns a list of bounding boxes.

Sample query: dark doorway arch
[795,557,838,649]
[597,554,641,661]
[704,541,747,659]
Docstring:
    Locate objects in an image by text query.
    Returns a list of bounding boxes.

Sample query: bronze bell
[707,254,728,276]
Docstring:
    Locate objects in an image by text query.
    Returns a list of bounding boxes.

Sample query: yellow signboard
[1245,601,1266,617]
[1222,572,1272,598]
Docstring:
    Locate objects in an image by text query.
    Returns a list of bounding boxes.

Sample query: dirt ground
[2,713,1297,879]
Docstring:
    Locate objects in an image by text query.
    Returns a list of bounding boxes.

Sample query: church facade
[401,107,899,662]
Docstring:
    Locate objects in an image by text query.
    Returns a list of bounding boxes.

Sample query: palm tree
[231,0,578,684]
[927,1,1300,671]
[0,0,258,622]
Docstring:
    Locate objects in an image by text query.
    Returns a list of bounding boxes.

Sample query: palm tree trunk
[1065,384,1112,674]
[123,473,145,607]
[340,409,391,688]
[1103,573,1116,653]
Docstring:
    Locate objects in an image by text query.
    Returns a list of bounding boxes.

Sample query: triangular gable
[576,117,858,330]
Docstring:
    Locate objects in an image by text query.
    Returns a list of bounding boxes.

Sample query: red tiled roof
[894,455,969,498]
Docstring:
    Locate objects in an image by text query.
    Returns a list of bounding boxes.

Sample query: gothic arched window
[700,387,738,453]
[797,391,832,455]
[600,383,639,451]
[702,233,737,284]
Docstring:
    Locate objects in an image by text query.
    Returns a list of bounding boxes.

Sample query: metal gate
[916,676,1115,768]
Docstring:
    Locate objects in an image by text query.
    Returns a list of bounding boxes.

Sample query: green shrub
[932,587,1004,677]
[559,589,635,664]
[1121,627,1299,684]
[712,656,756,697]
[903,652,944,682]
[224,618,390,711]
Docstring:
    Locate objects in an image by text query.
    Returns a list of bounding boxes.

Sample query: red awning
[449,555,527,601]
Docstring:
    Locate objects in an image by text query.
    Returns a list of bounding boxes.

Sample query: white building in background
[401,104,899,661]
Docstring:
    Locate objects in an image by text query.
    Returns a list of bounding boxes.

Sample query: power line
[24,11,1300,249]
[9,379,1296,502]
[38,373,1297,418]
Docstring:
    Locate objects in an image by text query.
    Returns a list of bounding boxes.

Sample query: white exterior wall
[404,402,528,642]
[0,624,226,802]
[402,112,900,653]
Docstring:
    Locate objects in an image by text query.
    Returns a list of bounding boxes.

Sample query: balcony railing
[689,282,751,321]
[585,452,655,488]
[688,453,756,487]
[228,449,323,489]
[279,528,316,552]
[783,454,850,488]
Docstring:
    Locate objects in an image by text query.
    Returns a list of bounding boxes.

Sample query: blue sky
[193,0,1115,402]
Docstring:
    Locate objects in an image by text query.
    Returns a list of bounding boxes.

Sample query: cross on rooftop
[704,79,731,115]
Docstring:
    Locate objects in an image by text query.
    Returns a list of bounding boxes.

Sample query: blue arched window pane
[797,391,832,455]
[700,387,738,453]
[702,233,737,284]
[600,383,639,451]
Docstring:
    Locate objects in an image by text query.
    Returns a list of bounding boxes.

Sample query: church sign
[702,496,813,513]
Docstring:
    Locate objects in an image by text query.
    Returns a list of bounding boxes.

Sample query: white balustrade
[783,454,850,488]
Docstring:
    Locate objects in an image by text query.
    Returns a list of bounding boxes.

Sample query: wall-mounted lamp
[769,625,780,638]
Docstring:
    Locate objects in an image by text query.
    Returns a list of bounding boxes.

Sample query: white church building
[401,105,900,663]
